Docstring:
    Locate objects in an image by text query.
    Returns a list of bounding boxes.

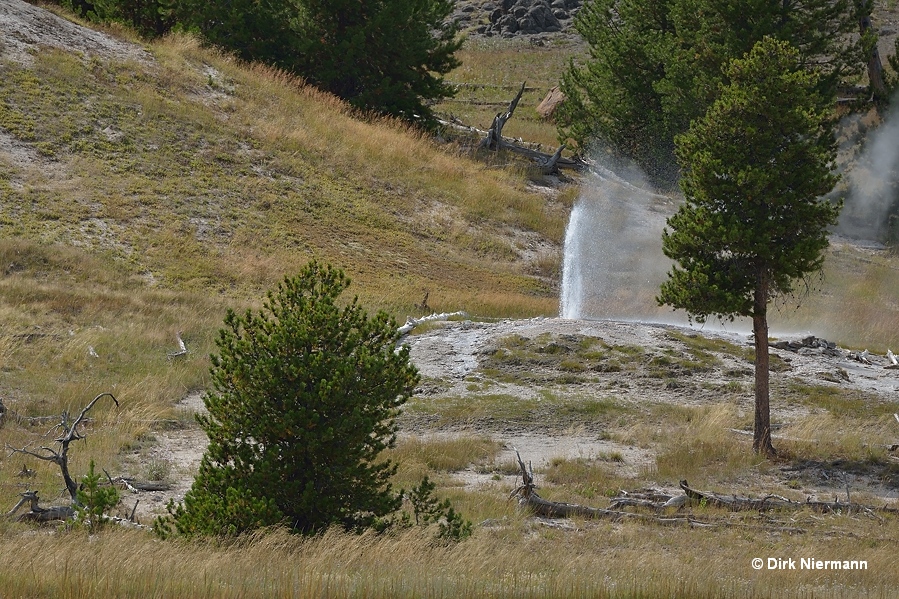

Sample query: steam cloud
[561,102,899,334]
[836,98,899,244]
[559,160,687,324]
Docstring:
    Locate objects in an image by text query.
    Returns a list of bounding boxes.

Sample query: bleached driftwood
[847,348,899,369]
[167,331,188,359]
[397,311,467,336]
[849,349,873,365]
[885,349,899,370]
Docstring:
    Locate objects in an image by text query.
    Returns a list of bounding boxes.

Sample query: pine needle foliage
[658,38,841,455]
[75,459,120,534]
[406,477,472,543]
[559,0,863,185]
[157,261,420,537]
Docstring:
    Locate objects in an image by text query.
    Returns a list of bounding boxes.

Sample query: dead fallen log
[614,480,899,518]
[677,480,899,516]
[510,452,711,526]
[397,311,467,336]
[437,116,585,172]
[539,144,566,175]
[460,81,585,174]
[6,491,75,523]
[117,477,171,492]
[497,140,581,172]
[608,488,675,510]
[518,493,717,528]
[510,453,804,531]
[679,480,796,511]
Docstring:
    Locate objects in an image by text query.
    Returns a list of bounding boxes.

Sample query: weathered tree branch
[7,392,118,504]
[167,330,188,359]
[481,81,526,151]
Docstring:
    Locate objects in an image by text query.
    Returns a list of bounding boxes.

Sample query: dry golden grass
[0,31,565,321]
[0,518,897,598]
[390,435,504,478]
[776,244,899,350]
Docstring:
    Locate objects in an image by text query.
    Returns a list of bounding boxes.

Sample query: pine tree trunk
[859,2,888,103]
[752,277,775,457]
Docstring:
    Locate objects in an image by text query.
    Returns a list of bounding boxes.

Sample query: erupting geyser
[559,168,683,323]
[559,201,587,319]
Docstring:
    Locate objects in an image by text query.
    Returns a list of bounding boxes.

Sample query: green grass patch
[785,382,899,417]
[541,457,630,501]
[390,435,504,482]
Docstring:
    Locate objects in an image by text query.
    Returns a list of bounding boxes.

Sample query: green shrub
[157,261,419,537]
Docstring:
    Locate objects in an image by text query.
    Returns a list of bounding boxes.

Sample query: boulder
[536,86,565,120]
[482,0,579,37]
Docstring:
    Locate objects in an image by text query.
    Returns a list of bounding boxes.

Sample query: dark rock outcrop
[452,0,583,38]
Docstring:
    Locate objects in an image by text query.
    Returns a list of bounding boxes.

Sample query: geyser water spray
[559,167,682,322]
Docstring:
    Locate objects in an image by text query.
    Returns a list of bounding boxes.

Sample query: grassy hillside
[0,17,575,444]
[0,30,572,313]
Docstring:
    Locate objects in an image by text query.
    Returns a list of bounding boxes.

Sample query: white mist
[837,98,899,243]
[558,167,684,323]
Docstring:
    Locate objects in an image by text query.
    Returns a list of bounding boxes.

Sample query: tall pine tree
[292,0,461,124]
[556,0,678,183]
[558,0,864,185]
[658,38,841,455]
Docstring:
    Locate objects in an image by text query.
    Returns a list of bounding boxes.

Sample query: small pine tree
[408,476,442,526]
[157,261,419,537]
[405,476,472,544]
[76,459,120,533]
